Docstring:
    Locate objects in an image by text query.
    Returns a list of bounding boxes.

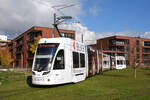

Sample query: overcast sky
[0,0,150,44]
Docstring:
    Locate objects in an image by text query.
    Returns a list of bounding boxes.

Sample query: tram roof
[39,37,84,44]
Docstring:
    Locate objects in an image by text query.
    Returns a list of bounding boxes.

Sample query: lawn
[0,68,150,100]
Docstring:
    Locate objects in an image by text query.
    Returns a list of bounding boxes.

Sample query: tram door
[53,48,71,84]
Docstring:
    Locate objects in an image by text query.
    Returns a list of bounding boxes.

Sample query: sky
[0,0,150,44]
[81,0,150,34]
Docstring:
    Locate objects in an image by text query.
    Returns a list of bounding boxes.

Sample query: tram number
[34,77,44,81]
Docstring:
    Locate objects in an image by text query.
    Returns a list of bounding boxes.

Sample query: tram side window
[124,60,126,65]
[73,52,79,68]
[104,61,107,65]
[80,53,85,67]
[53,50,65,70]
[117,60,123,65]
[117,60,120,65]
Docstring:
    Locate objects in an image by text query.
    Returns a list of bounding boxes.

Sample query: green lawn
[0,68,150,100]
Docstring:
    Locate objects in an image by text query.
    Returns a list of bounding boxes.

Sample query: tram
[110,56,126,69]
[32,38,126,85]
[102,54,111,70]
[32,38,88,85]
[115,56,126,69]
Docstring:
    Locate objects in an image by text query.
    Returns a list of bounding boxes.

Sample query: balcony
[142,60,150,66]
[16,37,24,46]
[142,48,150,54]
[143,41,150,47]
[16,45,24,52]
[109,46,129,52]
[27,30,42,41]
[142,54,150,59]
[109,39,129,46]
[16,53,21,59]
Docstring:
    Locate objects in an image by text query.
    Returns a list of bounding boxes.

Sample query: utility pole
[52,4,75,38]
[101,40,103,74]
[81,34,83,43]
[53,13,56,38]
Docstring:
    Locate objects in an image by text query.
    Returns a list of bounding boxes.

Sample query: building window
[143,41,150,46]
[16,45,24,52]
[136,40,139,45]
[136,54,139,59]
[16,37,24,45]
[27,31,42,40]
[28,60,33,67]
[16,61,19,66]
[16,53,21,59]
[61,32,74,39]
[136,47,139,52]
[143,48,150,53]
[28,51,34,57]
[109,39,129,46]
[8,43,13,49]
[143,54,150,59]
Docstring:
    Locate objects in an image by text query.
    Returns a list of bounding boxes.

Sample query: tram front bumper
[32,76,55,85]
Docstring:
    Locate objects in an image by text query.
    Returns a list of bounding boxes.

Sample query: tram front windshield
[33,43,59,71]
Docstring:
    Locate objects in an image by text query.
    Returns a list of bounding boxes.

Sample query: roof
[97,35,150,41]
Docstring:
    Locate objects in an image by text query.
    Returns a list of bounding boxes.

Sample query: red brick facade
[96,36,150,67]
[8,26,75,68]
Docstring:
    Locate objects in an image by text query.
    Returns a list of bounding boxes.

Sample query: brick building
[8,26,75,68]
[96,35,150,67]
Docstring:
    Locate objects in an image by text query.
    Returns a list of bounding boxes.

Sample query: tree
[132,47,137,79]
[30,36,41,54]
[0,48,13,69]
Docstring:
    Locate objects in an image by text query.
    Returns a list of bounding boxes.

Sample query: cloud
[96,32,115,39]
[96,31,142,39]
[59,23,96,45]
[89,5,101,16]
[0,0,82,38]
[142,31,150,38]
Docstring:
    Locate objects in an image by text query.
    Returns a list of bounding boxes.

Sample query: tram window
[80,53,85,68]
[73,52,79,68]
[53,50,65,70]
[124,61,126,65]
[117,60,120,65]
[117,60,124,65]
[104,61,108,65]
[121,60,123,65]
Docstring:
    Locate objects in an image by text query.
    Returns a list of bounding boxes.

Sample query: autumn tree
[30,36,41,54]
[0,48,13,69]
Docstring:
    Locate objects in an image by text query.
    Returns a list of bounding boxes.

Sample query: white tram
[32,38,126,85]
[32,38,88,85]
[115,56,126,69]
[111,56,126,69]
[102,55,111,70]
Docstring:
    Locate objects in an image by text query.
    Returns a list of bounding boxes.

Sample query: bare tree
[132,47,137,79]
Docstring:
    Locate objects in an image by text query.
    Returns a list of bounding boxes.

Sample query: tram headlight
[43,71,50,75]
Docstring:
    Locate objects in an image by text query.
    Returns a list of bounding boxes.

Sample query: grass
[0,68,150,100]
